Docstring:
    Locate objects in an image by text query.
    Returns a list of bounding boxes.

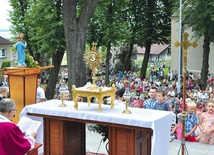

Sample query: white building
[171,15,214,77]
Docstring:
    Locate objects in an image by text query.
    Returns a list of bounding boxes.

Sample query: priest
[0,98,37,155]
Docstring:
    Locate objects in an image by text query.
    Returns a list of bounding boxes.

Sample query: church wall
[171,16,214,77]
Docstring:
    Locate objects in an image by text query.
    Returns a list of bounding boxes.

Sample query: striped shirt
[143,98,156,109]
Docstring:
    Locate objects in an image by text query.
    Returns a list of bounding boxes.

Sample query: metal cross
[174,32,198,67]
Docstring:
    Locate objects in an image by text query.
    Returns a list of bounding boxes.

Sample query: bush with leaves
[25,54,39,68]
[1,61,11,69]
[87,124,108,142]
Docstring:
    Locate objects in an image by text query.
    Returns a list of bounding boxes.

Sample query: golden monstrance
[83,42,102,90]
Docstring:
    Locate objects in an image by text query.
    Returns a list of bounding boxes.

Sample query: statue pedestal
[3,67,41,123]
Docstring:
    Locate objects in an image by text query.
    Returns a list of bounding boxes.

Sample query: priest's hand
[30,131,37,139]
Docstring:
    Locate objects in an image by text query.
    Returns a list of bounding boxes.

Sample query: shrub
[1,60,11,69]
[25,54,39,68]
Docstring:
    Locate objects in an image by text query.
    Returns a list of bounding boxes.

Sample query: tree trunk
[140,40,152,79]
[105,42,111,86]
[200,36,210,90]
[123,41,134,72]
[45,51,64,100]
[63,0,99,95]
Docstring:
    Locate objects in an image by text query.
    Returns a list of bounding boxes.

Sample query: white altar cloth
[20,100,173,155]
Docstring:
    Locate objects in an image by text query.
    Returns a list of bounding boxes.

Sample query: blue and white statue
[15,34,27,66]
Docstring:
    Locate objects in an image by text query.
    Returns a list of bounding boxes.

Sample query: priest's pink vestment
[0,121,32,155]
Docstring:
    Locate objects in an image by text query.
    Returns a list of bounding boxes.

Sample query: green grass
[135,59,171,78]
[137,67,169,78]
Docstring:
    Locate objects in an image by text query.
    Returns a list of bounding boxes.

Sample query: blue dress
[15,41,26,66]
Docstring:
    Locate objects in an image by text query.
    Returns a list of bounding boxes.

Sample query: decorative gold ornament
[72,84,116,112]
[58,91,67,107]
[122,98,132,114]
[58,82,68,107]
[83,42,102,90]
[122,88,132,114]
[16,33,24,38]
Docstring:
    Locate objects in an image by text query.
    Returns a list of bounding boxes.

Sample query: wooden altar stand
[1,66,53,124]
[28,113,152,155]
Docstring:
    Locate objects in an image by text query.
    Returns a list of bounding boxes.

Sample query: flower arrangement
[25,54,39,68]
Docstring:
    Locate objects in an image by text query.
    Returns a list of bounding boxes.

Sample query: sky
[0,0,11,30]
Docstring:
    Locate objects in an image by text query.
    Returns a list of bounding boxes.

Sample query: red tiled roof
[136,44,169,55]
[0,36,13,45]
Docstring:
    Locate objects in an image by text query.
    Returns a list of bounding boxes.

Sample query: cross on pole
[174,32,197,155]
[175,32,198,66]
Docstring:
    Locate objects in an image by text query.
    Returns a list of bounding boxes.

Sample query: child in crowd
[130,97,143,108]
[114,88,126,107]
[196,101,203,112]
[198,100,214,144]
[154,90,171,111]
[170,104,178,142]
[195,110,202,142]
[179,101,199,142]
[173,99,180,114]
[0,87,8,101]
[63,92,71,101]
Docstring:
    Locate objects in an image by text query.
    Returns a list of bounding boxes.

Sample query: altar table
[20,100,173,155]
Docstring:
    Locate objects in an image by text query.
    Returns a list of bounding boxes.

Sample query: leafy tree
[28,0,65,99]
[121,0,146,72]
[9,0,33,54]
[183,0,214,90]
[140,0,176,79]
[9,0,65,99]
[63,0,99,91]
[87,0,128,86]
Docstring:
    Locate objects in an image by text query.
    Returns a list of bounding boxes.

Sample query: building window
[133,53,137,60]
[0,48,6,58]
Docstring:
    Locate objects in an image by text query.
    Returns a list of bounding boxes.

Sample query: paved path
[169,139,214,155]
[86,129,214,155]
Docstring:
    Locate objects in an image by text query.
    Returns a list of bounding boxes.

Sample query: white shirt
[167,90,175,97]
[114,99,126,108]
[36,86,46,103]
[199,93,208,100]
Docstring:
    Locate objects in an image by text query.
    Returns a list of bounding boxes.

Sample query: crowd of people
[58,67,214,145]
[0,66,213,155]
[106,70,214,144]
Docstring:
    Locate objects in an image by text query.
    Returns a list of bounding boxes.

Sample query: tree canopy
[9,0,66,99]
[8,0,176,98]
